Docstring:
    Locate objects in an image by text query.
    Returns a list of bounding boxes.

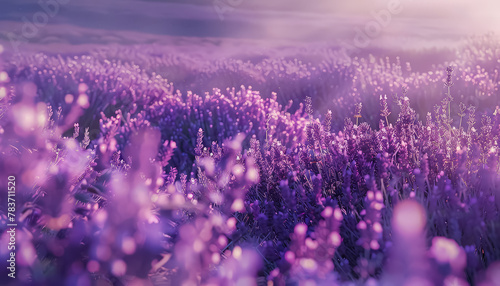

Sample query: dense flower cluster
[1,35,500,286]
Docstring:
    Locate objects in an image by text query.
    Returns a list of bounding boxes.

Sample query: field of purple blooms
[1,34,500,286]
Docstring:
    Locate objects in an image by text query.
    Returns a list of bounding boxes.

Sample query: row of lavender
[86,34,500,127]
[0,36,500,285]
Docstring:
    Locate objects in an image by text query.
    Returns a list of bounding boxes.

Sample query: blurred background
[0,0,499,128]
[0,0,499,53]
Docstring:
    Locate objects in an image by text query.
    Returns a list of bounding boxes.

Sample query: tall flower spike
[444,66,454,88]
[444,66,454,119]
[458,102,466,130]
[467,106,476,131]
[354,102,362,125]
[380,94,390,126]
[305,96,313,120]
[324,110,332,133]
[458,102,466,117]
[195,128,204,157]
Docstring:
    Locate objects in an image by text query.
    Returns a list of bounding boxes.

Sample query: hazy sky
[0,0,498,51]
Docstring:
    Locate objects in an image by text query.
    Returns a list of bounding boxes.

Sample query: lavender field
[1,1,500,285]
